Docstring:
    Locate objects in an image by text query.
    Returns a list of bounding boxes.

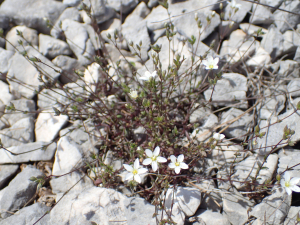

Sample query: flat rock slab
[0,0,66,34]
[0,164,19,189]
[0,165,44,219]
[49,187,156,225]
[0,142,56,164]
[0,203,50,225]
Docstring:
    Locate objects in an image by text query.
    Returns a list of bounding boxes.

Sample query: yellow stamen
[175,162,180,167]
[132,169,138,175]
[209,64,214,69]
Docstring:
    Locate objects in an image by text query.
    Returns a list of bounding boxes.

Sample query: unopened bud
[229,21,235,28]
[219,3,223,10]
[211,11,216,17]
[195,12,198,21]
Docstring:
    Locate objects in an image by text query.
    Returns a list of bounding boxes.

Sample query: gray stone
[284,206,300,225]
[220,29,257,63]
[49,187,156,224]
[0,117,34,148]
[250,187,291,225]
[52,55,82,83]
[174,9,220,43]
[210,140,245,169]
[219,20,239,38]
[239,23,268,38]
[287,80,300,97]
[0,142,57,164]
[250,4,274,25]
[162,186,202,225]
[0,164,18,189]
[82,0,115,24]
[37,88,69,111]
[220,108,253,141]
[39,34,72,59]
[50,7,81,39]
[256,87,286,120]
[224,0,252,23]
[35,111,69,142]
[0,0,66,34]
[0,14,9,30]
[283,30,300,55]
[0,165,44,219]
[191,113,218,142]
[246,45,271,67]
[278,151,300,179]
[123,2,150,25]
[254,109,300,155]
[0,203,50,225]
[260,0,283,9]
[63,0,81,7]
[274,1,300,33]
[1,98,35,126]
[61,19,97,65]
[193,209,231,225]
[7,46,61,99]
[0,48,14,75]
[261,24,284,59]
[5,25,38,51]
[232,154,278,190]
[222,190,254,225]
[59,119,104,153]
[196,180,222,212]
[122,20,150,62]
[274,60,300,79]
[107,0,138,14]
[0,80,14,105]
[50,172,94,197]
[204,73,247,108]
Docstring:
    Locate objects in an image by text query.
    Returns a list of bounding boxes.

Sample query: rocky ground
[0,0,300,224]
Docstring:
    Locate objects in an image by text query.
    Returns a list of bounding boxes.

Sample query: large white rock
[35,111,68,142]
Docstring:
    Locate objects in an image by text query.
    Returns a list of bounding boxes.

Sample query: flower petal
[157,156,167,163]
[286,187,292,195]
[284,172,290,182]
[170,155,176,163]
[180,162,189,169]
[134,158,140,169]
[280,179,286,188]
[178,154,184,162]
[152,161,158,172]
[123,164,133,172]
[214,57,219,64]
[202,60,208,67]
[169,162,176,168]
[145,149,153,157]
[134,174,141,183]
[144,71,151,78]
[125,173,133,181]
[175,167,181,174]
[151,71,158,77]
[291,185,300,193]
[138,168,148,174]
[153,146,160,156]
[290,177,300,185]
[143,158,152,165]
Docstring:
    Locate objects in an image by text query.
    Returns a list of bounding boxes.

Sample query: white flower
[129,89,138,99]
[228,0,241,10]
[142,146,167,172]
[123,158,148,183]
[139,71,157,81]
[280,172,300,195]
[202,56,219,70]
[168,154,189,174]
[213,133,225,141]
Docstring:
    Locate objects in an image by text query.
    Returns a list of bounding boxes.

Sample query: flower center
[132,169,138,175]
[151,156,157,161]
[285,181,291,188]
[175,162,180,167]
[209,64,214,69]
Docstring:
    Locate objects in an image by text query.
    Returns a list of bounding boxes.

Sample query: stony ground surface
[0,0,300,224]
